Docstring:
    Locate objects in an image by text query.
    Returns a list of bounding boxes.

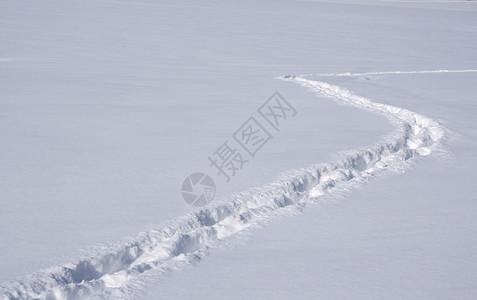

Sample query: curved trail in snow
[0,72,453,300]
[301,69,477,77]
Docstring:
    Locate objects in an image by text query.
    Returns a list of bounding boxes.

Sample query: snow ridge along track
[301,69,477,77]
[0,74,448,300]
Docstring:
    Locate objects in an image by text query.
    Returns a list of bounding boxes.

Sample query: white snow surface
[1,0,477,299]
[1,71,455,299]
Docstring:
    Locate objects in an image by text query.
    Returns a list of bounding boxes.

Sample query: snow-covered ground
[1,0,476,299]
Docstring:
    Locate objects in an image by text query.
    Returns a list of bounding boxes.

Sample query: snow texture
[0,70,453,299]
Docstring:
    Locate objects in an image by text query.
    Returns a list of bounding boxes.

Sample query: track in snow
[301,69,477,77]
[0,71,454,300]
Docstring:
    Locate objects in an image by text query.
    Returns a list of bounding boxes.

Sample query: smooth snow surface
[1,0,477,299]
[0,72,450,298]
